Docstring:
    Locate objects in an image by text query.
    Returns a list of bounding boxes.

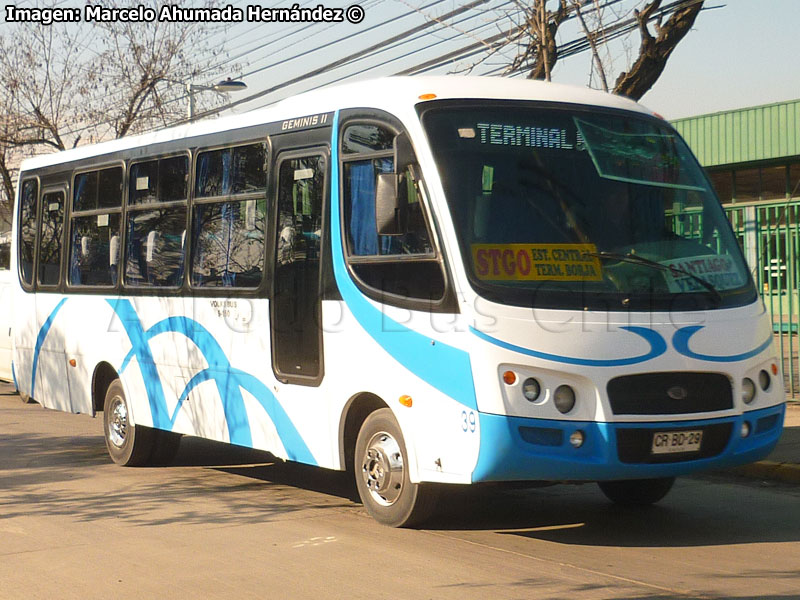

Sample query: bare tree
[88,1,230,138]
[0,0,234,221]
[612,0,703,100]
[511,0,704,100]
[572,0,611,91]
[414,0,705,101]
[508,0,569,81]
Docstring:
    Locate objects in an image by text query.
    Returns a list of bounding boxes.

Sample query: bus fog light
[740,422,751,438]
[553,385,576,414]
[569,430,585,448]
[522,378,541,402]
[741,378,756,404]
[758,370,771,391]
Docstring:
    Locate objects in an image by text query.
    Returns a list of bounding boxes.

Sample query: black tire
[598,477,676,506]
[103,379,155,466]
[354,408,438,527]
[149,429,182,466]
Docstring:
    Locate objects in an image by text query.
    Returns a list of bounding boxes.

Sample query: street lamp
[186,78,247,120]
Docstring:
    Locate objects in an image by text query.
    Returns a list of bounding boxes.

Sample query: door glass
[38,190,65,286]
[273,154,325,379]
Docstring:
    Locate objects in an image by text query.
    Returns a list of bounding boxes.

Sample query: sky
[2,0,799,125]
[632,0,800,119]
[218,0,800,121]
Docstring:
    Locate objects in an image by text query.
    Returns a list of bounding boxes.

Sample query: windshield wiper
[587,251,722,304]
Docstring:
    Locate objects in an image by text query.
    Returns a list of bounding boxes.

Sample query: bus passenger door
[271,150,326,385]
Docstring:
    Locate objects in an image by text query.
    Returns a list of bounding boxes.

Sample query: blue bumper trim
[473,404,786,482]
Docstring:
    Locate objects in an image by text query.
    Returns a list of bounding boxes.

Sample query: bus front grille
[607,372,733,415]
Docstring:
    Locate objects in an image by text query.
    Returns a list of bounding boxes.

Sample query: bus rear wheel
[598,477,675,506]
[354,408,438,527]
[103,379,154,466]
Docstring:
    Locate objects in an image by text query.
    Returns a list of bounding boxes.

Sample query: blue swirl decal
[673,325,773,363]
[469,325,667,367]
[31,298,68,398]
[330,111,478,409]
[108,298,315,465]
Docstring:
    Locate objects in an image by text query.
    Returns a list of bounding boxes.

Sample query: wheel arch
[92,361,119,415]
[338,392,388,472]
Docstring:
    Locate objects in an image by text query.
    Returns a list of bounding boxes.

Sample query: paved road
[1,386,799,600]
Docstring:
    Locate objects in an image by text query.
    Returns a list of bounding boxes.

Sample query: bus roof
[19,76,652,172]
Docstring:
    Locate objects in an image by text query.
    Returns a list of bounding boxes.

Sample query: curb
[727,460,800,485]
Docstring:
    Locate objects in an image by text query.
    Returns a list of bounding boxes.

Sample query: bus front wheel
[103,379,154,466]
[354,408,438,527]
[597,477,675,506]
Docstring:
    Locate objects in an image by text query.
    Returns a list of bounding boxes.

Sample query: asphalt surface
[1,378,798,484]
[3,382,800,600]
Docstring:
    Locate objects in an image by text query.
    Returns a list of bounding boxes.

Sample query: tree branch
[613,0,704,100]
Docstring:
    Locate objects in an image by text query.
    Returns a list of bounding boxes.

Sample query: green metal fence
[725,200,800,397]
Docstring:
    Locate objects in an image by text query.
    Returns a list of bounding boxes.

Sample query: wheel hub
[108,396,128,448]
[361,431,404,506]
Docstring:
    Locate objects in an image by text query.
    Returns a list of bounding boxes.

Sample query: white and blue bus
[11,77,786,526]
[0,230,12,381]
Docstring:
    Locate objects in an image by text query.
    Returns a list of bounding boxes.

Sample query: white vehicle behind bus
[10,77,785,526]
[0,231,13,382]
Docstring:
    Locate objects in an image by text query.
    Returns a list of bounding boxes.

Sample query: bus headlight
[553,385,576,414]
[741,378,756,404]
[758,369,771,391]
[522,378,541,402]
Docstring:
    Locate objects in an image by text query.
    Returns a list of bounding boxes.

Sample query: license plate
[651,430,703,455]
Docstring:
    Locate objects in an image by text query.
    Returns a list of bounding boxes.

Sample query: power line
[245,1,517,108]
[6,0,706,145]
[186,0,497,122]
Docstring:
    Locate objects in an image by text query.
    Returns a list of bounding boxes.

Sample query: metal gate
[726,201,800,397]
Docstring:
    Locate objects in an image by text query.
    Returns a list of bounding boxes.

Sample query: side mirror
[374,131,418,236]
[375,173,407,236]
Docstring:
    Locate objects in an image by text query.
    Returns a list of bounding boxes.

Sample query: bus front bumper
[472,403,786,483]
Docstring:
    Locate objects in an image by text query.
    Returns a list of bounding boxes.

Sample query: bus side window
[341,123,445,304]
[69,166,123,287]
[191,142,268,289]
[125,155,189,288]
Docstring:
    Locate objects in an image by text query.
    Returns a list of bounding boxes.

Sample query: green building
[673,99,800,203]
[673,99,800,395]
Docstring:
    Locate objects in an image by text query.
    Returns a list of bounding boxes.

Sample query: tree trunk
[613,0,704,100]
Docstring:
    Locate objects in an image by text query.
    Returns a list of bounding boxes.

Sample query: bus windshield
[422,102,756,311]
